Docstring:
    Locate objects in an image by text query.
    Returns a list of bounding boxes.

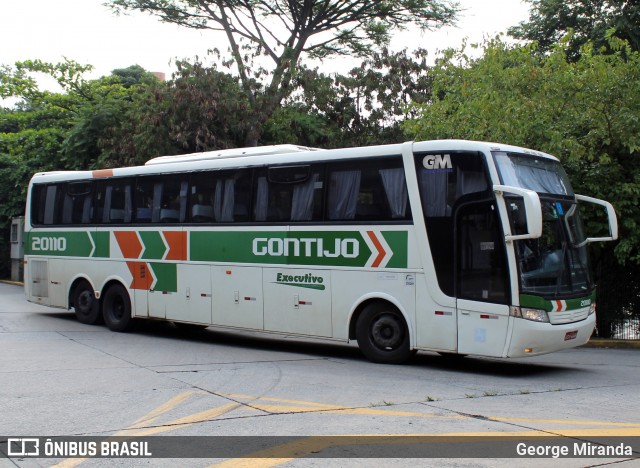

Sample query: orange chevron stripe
[114,231,143,259]
[367,231,386,268]
[163,231,187,261]
[127,261,153,290]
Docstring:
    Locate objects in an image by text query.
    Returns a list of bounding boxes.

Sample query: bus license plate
[564,331,578,341]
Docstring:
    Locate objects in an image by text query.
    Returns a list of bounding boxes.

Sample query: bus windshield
[493,152,573,196]
[494,152,592,297]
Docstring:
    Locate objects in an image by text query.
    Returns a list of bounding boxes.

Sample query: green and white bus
[23,140,618,363]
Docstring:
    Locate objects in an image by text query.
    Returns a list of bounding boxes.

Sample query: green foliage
[275,48,435,148]
[509,0,640,59]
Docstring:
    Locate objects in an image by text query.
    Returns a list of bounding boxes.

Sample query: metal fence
[596,317,640,340]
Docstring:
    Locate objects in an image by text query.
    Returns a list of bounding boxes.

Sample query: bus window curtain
[179,181,188,222]
[81,196,92,224]
[457,169,487,197]
[124,185,132,223]
[152,182,163,222]
[213,178,235,222]
[328,171,361,220]
[254,177,269,221]
[62,194,73,224]
[291,173,319,221]
[44,185,57,225]
[379,168,408,219]
[421,171,448,217]
[102,186,113,223]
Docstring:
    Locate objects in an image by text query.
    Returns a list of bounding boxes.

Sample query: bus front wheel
[102,284,135,332]
[73,280,102,325]
[355,302,412,364]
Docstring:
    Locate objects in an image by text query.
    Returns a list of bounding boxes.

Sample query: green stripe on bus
[26,229,408,269]
[149,263,177,292]
[519,291,596,312]
[189,231,408,268]
[382,231,408,268]
[90,231,110,258]
[26,231,108,258]
[140,231,166,260]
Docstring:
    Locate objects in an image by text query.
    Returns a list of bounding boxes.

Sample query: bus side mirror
[575,194,618,242]
[493,185,543,241]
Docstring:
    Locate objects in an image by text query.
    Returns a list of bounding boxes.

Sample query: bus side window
[158,178,186,223]
[189,169,252,223]
[189,171,216,223]
[96,179,132,224]
[254,165,322,223]
[30,184,49,226]
[30,184,63,226]
[43,184,64,225]
[134,177,155,223]
[327,157,408,222]
[228,169,252,223]
[61,181,93,225]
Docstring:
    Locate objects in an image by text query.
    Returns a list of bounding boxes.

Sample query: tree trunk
[243,121,261,147]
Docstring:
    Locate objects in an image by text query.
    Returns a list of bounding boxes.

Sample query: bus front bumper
[506,313,596,358]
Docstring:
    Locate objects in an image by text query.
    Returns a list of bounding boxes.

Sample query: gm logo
[423,154,452,171]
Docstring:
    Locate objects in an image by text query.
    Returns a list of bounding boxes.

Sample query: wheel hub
[371,314,402,349]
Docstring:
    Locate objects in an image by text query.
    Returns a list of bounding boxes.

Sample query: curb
[581,339,640,349]
[0,279,24,286]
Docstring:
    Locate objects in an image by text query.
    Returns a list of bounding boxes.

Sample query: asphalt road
[0,281,639,467]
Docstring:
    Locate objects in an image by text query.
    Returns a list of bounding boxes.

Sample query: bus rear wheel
[356,302,412,364]
[73,280,102,325]
[102,284,135,332]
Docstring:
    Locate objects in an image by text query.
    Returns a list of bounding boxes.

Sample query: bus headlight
[511,306,550,323]
[589,302,596,315]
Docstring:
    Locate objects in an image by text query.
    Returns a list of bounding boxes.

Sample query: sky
[1,0,531,83]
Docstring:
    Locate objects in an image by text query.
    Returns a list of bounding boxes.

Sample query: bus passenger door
[455,200,510,356]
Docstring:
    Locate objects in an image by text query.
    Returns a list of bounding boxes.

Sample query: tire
[102,283,135,332]
[73,280,102,325]
[355,302,412,364]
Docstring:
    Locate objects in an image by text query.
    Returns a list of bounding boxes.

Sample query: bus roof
[145,144,321,165]
[28,140,558,184]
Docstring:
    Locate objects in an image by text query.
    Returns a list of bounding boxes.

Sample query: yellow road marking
[52,391,235,468]
[209,428,640,468]
[121,402,241,436]
[490,416,640,427]
[129,390,202,429]
[52,390,640,468]
[223,394,640,428]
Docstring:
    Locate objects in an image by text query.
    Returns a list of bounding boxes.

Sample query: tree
[107,0,458,146]
[509,0,640,59]
[262,47,435,148]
